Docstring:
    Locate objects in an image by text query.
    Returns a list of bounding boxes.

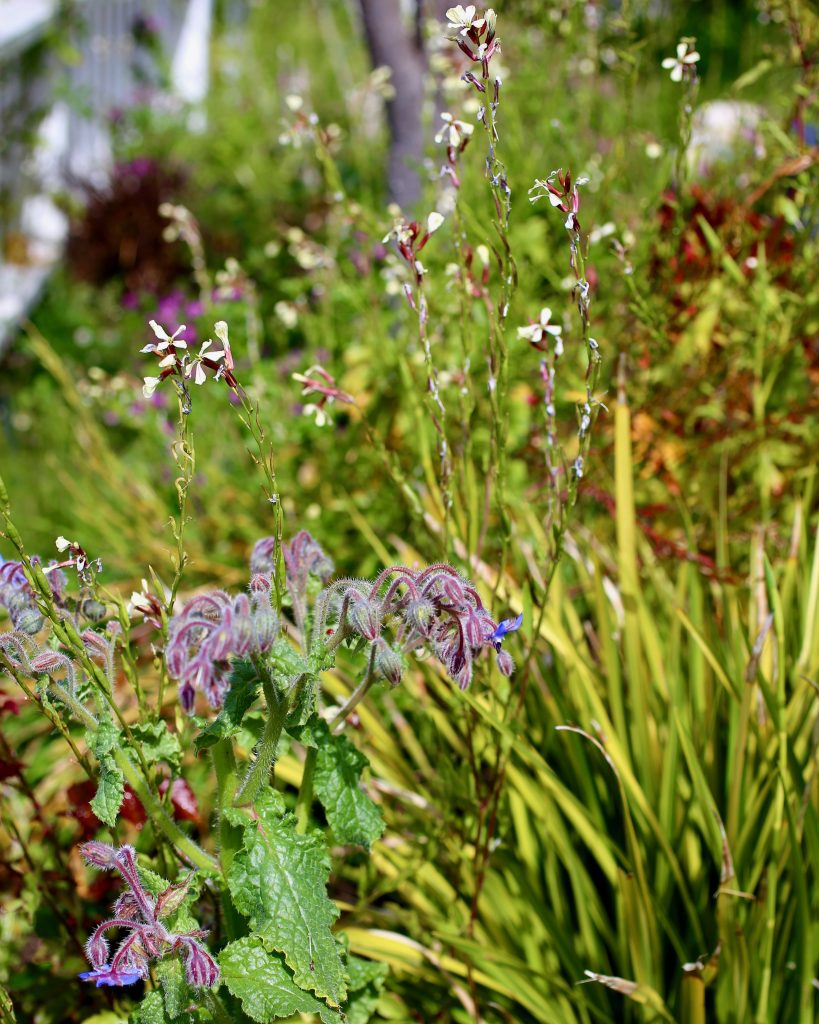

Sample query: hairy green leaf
[344,956,388,1024]
[155,957,191,1020]
[130,990,164,1024]
[130,721,182,770]
[90,755,124,827]
[227,791,347,1006]
[309,718,384,849]
[220,936,341,1023]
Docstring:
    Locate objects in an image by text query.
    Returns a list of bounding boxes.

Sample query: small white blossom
[517,307,563,349]
[142,376,162,398]
[55,536,74,553]
[662,41,700,82]
[446,5,477,33]
[427,211,445,234]
[434,112,474,148]
[143,320,187,349]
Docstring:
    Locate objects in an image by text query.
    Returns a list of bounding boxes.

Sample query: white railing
[0,0,214,352]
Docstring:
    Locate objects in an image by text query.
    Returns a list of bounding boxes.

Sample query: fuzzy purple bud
[495,649,515,677]
[80,841,120,869]
[182,940,220,987]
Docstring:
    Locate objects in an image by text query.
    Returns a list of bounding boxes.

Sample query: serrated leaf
[88,718,119,759]
[227,797,347,1006]
[310,717,384,849]
[220,937,341,1023]
[194,662,260,752]
[268,637,312,679]
[130,991,164,1024]
[131,721,182,770]
[343,957,388,1024]
[155,957,192,1020]
[90,756,124,827]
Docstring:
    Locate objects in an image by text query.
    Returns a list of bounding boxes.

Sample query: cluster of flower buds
[528,169,589,232]
[0,557,43,634]
[316,563,522,691]
[78,842,219,989]
[291,365,354,428]
[253,531,334,638]
[446,6,499,71]
[166,588,277,713]
[0,631,77,694]
[141,319,238,404]
[382,212,445,287]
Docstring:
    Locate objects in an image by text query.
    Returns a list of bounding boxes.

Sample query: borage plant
[0,315,522,1023]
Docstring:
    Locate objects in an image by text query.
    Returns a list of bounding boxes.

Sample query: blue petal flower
[79,965,143,987]
[491,612,523,648]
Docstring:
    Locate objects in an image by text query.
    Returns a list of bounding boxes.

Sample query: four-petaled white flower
[141,320,188,366]
[446,5,477,33]
[517,308,563,353]
[435,112,475,148]
[185,340,225,386]
[662,41,700,82]
[55,536,75,553]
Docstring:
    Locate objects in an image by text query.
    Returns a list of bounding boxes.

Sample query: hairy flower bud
[374,640,404,686]
[13,606,44,634]
[80,841,119,869]
[85,931,109,968]
[406,597,436,637]
[348,597,381,642]
[182,940,220,988]
[496,649,514,677]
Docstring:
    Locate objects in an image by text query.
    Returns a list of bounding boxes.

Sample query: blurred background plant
[1,0,818,1021]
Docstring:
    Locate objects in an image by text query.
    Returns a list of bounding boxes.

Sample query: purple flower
[317,562,522,691]
[78,843,219,990]
[79,965,144,987]
[166,590,276,713]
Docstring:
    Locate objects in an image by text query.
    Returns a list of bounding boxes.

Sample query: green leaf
[155,958,191,1020]
[227,792,347,1006]
[90,755,124,827]
[343,957,388,1024]
[268,638,312,679]
[219,936,341,1023]
[194,661,260,753]
[309,718,384,849]
[87,718,119,759]
[131,721,182,770]
[130,991,164,1024]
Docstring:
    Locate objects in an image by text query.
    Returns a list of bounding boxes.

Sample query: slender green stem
[330,645,377,734]
[234,678,288,806]
[113,747,217,873]
[211,739,246,941]
[295,747,317,836]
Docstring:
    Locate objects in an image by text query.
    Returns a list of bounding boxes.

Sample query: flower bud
[249,573,271,595]
[496,649,515,677]
[348,597,381,642]
[252,605,279,652]
[374,640,404,686]
[13,606,44,635]
[183,940,220,988]
[85,932,109,968]
[406,598,436,637]
[79,840,119,869]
